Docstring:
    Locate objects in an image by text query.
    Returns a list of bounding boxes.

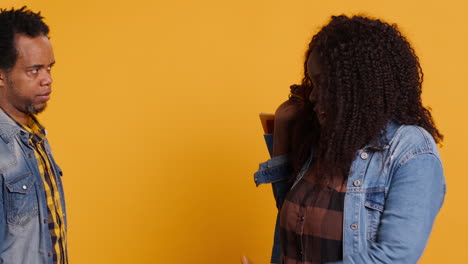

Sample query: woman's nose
[309,88,318,103]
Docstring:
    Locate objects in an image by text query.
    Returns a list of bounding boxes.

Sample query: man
[0,6,67,264]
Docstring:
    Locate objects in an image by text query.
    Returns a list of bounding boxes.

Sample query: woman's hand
[273,97,304,156]
[241,256,252,264]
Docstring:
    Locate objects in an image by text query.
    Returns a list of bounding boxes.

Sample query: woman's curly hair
[290,15,443,180]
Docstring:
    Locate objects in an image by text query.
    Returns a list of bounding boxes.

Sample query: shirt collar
[22,115,46,144]
[0,108,45,143]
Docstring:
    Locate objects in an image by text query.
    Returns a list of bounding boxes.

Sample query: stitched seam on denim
[365,203,383,211]
[266,155,289,168]
[346,187,386,193]
[255,165,289,175]
[386,124,406,147]
[254,167,290,185]
[255,175,290,185]
[415,126,432,146]
[391,125,438,169]
[365,187,385,193]
[396,150,437,170]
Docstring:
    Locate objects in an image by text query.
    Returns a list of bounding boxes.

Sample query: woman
[251,15,445,264]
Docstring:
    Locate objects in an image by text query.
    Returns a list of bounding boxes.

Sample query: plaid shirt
[20,116,68,264]
[279,166,346,264]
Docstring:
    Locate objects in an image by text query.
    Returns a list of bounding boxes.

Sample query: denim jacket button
[22,185,27,190]
[350,224,358,230]
[360,152,369,159]
[353,180,361,187]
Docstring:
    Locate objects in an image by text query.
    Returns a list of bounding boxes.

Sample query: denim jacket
[0,109,66,264]
[254,121,445,264]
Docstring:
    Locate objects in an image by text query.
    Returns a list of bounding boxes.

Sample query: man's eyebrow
[26,64,44,69]
[26,61,55,69]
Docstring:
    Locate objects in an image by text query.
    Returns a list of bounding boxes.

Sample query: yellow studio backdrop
[2,0,467,263]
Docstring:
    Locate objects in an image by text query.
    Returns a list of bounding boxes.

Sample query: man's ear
[0,71,6,87]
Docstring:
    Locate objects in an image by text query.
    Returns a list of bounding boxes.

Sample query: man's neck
[12,113,30,126]
[0,105,31,126]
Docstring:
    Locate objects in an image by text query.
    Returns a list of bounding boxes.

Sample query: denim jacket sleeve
[254,134,293,208]
[254,134,293,264]
[329,152,445,264]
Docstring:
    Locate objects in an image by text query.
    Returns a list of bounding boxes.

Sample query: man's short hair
[0,6,49,72]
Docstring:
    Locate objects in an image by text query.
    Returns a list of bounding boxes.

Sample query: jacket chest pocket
[4,172,39,226]
[364,190,385,242]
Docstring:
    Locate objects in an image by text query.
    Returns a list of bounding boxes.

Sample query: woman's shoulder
[392,124,438,149]
[387,123,441,167]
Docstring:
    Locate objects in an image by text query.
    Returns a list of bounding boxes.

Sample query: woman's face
[306,50,326,124]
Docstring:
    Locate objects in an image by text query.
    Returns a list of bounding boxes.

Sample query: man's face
[0,34,55,117]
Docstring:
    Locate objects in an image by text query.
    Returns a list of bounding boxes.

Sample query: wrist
[273,130,291,156]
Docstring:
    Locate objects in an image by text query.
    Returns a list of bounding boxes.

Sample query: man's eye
[30,69,39,74]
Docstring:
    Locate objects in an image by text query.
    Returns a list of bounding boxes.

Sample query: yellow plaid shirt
[21,116,68,264]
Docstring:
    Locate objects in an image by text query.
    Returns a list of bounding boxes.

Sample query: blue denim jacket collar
[0,108,35,144]
[362,120,403,151]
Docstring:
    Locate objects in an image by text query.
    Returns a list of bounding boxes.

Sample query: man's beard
[6,76,46,115]
[26,103,46,114]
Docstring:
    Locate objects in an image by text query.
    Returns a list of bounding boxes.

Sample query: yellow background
[3,0,467,263]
